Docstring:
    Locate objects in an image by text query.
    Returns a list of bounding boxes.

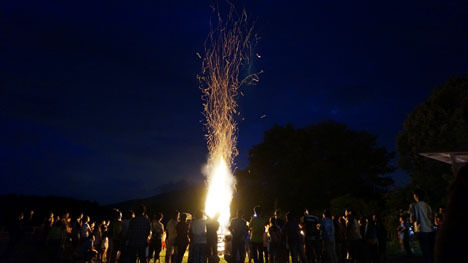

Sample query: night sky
[2,0,468,204]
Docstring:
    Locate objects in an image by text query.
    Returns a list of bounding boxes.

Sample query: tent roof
[419,152,468,165]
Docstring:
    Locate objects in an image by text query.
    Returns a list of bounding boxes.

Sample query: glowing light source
[204,156,234,233]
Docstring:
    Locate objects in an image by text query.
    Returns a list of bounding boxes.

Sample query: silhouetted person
[149,212,164,263]
[273,210,288,263]
[120,210,133,262]
[166,211,179,263]
[303,209,320,263]
[250,206,268,263]
[229,209,249,263]
[410,189,434,263]
[321,210,337,263]
[109,209,123,263]
[81,215,91,239]
[190,209,207,263]
[362,216,378,263]
[40,211,55,243]
[435,97,468,263]
[4,212,24,258]
[345,209,362,263]
[335,216,347,263]
[24,209,36,234]
[175,213,189,263]
[398,215,412,257]
[268,217,281,263]
[47,220,66,263]
[283,212,307,263]
[72,213,83,247]
[207,213,220,262]
[126,204,151,263]
[373,214,387,263]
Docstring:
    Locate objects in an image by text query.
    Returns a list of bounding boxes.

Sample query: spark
[199,5,260,235]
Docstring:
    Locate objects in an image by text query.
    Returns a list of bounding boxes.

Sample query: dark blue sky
[1,0,467,204]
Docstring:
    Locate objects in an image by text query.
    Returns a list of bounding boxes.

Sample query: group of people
[3,209,113,262]
[0,189,458,263]
[2,205,221,263]
[4,203,390,263]
[226,206,387,263]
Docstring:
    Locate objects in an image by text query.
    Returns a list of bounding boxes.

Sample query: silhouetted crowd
[1,187,460,263]
[1,203,394,263]
[224,206,387,263]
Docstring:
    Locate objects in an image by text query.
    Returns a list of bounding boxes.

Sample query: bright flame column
[205,157,234,233]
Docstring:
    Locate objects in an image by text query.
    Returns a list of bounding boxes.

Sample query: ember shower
[199,6,259,234]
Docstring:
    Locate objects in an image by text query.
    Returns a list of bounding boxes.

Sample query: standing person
[373,215,387,263]
[190,210,207,263]
[268,217,281,263]
[109,210,123,263]
[149,212,164,263]
[334,216,347,263]
[398,216,412,257]
[410,189,434,263]
[282,212,307,263]
[345,209,362,263]
[93,221,104,261]
[207,213,220,262]
[72,213,83,248]
[273,211,288,263]
[24,210,35,232]
[321,210,337,263]
[40,212,55,243]
[268,217,282,263]
[62,213,73,257]
[81,216,91,240]
[120,210,133,263]
[249,206,267,263]
[4,213,24,259]
[229,210,249,263]
[175,213,190,263]
[262,224,269,263]
[47,220,66,263]
[397,216,405,252]
[362,216,379,263]
[126,204,151,263]
[62,212,72,236]
[303,209,320,263]
[166,211,179,263]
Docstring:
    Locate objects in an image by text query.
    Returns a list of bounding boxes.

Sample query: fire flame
[204,156,234,233]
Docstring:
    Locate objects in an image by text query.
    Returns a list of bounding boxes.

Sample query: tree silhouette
[235,121,394,213]
[397,76,468,206]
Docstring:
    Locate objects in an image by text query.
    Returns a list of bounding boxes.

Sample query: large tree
[235,121,394,213]
[397,76,468,206]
